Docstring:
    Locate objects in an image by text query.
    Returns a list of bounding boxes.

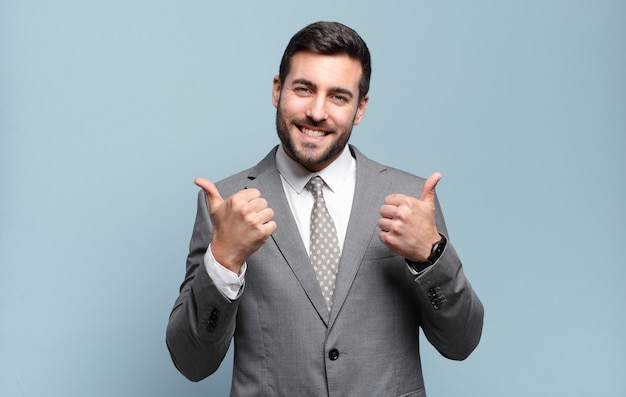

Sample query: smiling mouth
[299,126,329,138]
[302,128,325,138]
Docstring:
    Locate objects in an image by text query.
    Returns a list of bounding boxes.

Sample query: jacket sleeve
[166,190,239,381]
[413,196,484,360]
[414,241,484,360]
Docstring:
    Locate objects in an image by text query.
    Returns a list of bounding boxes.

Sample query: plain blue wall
[1,1,624,396]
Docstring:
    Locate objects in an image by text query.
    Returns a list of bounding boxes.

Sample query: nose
[305,95,328,122]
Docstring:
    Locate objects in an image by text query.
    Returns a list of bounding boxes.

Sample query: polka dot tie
[306,176,341,310]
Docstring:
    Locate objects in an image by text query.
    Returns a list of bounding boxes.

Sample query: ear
[272,75,281,108]
[353,94,369,125]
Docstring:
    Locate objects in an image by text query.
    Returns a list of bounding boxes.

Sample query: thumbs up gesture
[194,178,277,274]
[377,173,443,262]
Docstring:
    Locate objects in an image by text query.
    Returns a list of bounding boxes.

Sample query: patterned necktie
[306,176,341,310]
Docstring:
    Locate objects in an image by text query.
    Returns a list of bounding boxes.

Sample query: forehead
[286,51,363,90]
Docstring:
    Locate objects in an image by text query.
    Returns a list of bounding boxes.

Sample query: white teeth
[301,128,326,138]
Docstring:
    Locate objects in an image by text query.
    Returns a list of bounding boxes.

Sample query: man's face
[273,51,369,172]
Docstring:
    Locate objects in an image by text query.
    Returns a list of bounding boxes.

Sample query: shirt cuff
[204,244,246,301]
[406,259,437,277]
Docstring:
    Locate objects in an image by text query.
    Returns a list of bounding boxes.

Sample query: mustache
[293,117,336,133]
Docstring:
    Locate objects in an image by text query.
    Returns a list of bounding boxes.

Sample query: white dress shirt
[205,145,357,300]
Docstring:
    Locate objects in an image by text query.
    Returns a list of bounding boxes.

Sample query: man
[167,21,483,396]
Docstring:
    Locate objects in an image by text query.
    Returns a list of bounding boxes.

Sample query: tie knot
[306,176,325,199]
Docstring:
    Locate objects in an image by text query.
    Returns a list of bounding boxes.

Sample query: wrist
[406,234,447,273]
[210,243,244,275]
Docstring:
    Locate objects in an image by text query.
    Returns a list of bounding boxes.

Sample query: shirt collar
[276,144,355,194]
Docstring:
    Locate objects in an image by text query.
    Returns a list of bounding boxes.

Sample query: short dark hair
[278,21,372,103]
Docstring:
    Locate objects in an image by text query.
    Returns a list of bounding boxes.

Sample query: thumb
[419,172,442,203]
[194,177,224,210]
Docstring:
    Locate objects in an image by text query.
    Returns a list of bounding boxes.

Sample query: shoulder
[214,146,279,196]
[351,145,427,195]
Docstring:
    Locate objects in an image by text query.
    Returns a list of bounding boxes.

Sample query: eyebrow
[291,78,355,99]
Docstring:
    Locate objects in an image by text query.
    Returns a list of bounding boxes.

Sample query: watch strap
[406,234,447,273]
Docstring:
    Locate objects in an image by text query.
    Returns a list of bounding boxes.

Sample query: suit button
[204,307,220,332]
[328,349,339,361]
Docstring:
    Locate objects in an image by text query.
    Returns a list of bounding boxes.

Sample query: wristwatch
[406,234,447,273]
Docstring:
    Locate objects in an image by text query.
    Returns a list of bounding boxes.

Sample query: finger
[261,220,278,236]
[256,207,276,226]
[383,193,409,206]
[235,188,262,202]
[419,172,442,203]
[379,204,398,219]
[377,217,392,232]
[248,197,270,213]
[194,177,224,210]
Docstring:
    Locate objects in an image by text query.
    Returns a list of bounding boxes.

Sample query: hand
[194,178,277,274]
[377,172,442,262]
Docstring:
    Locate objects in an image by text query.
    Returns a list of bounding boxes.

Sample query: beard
[275,102,353,171]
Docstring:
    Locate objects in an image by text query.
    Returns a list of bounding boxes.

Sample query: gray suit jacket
[167,145,483,397]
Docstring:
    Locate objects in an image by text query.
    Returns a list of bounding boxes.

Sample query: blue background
[1,1,624,396]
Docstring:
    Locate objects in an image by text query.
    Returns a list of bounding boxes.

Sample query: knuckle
[389,222,402,235]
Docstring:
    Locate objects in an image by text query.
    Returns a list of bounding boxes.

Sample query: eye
[330,94,350,105]
[294,86,312,95]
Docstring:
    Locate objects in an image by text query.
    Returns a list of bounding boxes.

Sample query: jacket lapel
[245,147,332,324]
[245,146,390,326]
[328,146,390,326]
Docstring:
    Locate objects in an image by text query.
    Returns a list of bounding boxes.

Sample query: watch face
[429,235,447,263]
